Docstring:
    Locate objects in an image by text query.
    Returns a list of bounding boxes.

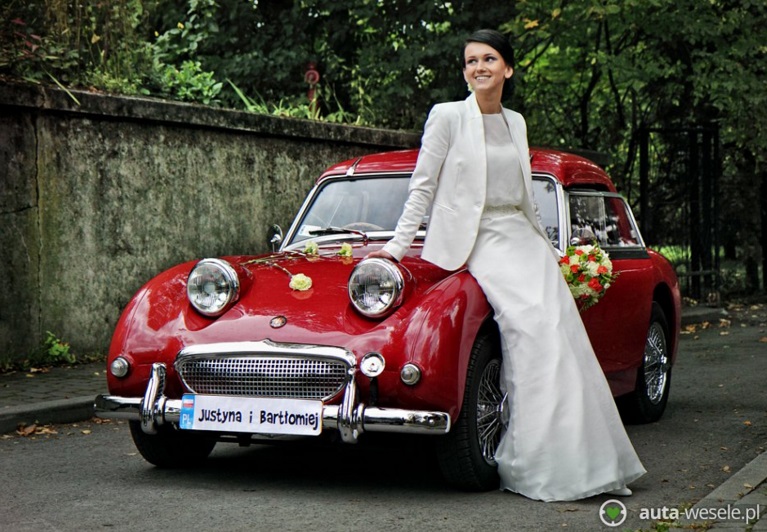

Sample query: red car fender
[106,261,200,397]
[396,269,493,421]
[647,250,682,362]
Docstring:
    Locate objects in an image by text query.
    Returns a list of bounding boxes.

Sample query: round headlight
[348,258,404,318]
[187,258,240,317]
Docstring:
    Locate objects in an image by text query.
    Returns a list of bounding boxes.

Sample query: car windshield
[292,176,414,244]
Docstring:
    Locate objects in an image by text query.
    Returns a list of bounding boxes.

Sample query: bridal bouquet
[559,244,617,310]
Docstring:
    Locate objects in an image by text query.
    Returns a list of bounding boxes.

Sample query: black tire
[619,302,672,424]
[436,332,505,491]
[129,421,217,468]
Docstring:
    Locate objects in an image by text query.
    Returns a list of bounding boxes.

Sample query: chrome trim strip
[345,157,363,176]
[175,340,356,367]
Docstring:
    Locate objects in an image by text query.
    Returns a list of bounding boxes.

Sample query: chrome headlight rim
[348,258,405,318]
[186,258,241,317]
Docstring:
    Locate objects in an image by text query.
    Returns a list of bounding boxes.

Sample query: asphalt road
[1,303,765,531]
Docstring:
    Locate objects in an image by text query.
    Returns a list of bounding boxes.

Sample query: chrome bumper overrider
[94,363,450,443]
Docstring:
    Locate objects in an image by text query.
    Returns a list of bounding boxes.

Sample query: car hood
[121,249,457,355]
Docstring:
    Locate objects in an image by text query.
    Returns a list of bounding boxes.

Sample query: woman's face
[463,42,513,97]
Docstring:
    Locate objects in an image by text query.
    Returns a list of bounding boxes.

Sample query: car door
[566,191,655,378]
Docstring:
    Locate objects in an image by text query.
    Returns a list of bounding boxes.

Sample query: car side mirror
[269,224,283,252]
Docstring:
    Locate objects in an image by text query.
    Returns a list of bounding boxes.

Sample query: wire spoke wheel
[618,302,672,424]
[475,358,505,465]
[644,321,669,404]
[436,331,504,491]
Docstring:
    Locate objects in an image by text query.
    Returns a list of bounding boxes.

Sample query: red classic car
[95,148,681,491]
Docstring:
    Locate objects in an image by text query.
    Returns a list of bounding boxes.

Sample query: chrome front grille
[175,353,350,401]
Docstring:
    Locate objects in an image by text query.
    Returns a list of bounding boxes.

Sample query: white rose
[289,273,313,291]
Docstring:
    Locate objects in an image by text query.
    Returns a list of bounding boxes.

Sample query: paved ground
[0,302,764,530]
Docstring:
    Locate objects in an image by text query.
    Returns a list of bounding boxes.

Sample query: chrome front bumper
[94,363,450,443]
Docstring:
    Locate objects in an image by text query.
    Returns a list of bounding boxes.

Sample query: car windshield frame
[531,173,565,251]
[281,173,424,250]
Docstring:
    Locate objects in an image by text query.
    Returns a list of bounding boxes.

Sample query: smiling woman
[462,41,514,113]
[366,28,646,501]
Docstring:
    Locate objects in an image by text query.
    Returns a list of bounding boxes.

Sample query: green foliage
[0,331,77,373]
[43,331,76,365]
[156,60,222,104]
[1,0,155,95]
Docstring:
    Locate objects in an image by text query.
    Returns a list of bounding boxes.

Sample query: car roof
[318,148,616,191]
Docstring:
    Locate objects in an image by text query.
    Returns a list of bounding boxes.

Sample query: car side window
[569,193,641,248]
[531,178,560,248]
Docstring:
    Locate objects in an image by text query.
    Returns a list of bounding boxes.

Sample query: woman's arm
[368,105,451,261]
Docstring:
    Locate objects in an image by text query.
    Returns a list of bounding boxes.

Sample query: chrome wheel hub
[644,322,669,404]
[476,359,506,465]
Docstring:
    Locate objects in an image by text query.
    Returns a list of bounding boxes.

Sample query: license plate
[179,394,323,436]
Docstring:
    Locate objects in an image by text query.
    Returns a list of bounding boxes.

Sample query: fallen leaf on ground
[744,483,753,489]
[17,424,36,436]
[720,331,730,336]
[744,420,752,426]
[719,319,731,328]
[759,337,767,343]
[81,429,92,435]
[722,465,731,472]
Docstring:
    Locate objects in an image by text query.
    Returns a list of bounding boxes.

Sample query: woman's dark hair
[462,29,515,99]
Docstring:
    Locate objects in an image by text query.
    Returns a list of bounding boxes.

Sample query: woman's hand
[364,249,396,261]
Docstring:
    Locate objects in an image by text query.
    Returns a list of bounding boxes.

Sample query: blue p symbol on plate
[180,394,195,429]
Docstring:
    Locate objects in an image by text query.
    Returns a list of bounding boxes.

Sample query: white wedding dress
[466,114,646,501]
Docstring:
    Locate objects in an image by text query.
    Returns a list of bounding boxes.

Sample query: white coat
[382,92,554,271]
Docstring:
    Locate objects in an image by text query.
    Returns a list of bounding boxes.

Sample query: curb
[681,306,729,327]
[674,451,767,530]
[0,396,95,434]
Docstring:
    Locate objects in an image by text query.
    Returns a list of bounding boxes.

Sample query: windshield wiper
[308,226,369,244]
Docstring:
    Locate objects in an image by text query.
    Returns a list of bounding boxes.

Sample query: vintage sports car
[95,148,681,491]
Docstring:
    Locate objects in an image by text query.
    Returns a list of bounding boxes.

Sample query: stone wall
[0,83,419,361]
